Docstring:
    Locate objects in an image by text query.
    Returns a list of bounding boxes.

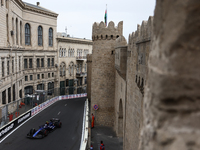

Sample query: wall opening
[118,99,123,137]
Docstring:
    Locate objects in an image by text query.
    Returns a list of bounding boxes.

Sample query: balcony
[76,72,86,77]
[76,56,86,61]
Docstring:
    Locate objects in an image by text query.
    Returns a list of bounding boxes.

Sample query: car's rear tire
[55,122,62,128]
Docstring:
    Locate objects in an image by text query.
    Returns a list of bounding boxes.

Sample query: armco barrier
[0,110,31,139]
[0,93,87,140]
[80,99,89,150]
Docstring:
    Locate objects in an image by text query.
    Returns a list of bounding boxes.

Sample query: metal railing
[0,87,86,128]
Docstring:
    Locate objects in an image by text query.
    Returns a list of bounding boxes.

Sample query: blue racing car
[27,118,62,139]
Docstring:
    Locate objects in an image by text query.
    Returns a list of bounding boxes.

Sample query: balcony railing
[76,72,86,77]
[76,56,86,60]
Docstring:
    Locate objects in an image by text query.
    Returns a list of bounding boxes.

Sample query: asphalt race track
[0,97,86,150]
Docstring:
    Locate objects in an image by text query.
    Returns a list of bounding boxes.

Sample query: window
[79,64,82,73]
[5,0,8,8]
[64,49,66,56]
[41,58,44,67]
[30,75,33,80]
[48,73,50,78]
[25,23,31,45]
[6,14,9,43]
[8,87,11,103]
[59,48,62,57]
[38,26,43,46]
[16,18,18,45]
[48,58,50,67]
[19,56,21,71]
[2,60,4,77]
[85,77,87,84]
[51,58,54,66]
[13,84,15,101]
[20,21,22,45]
[77,64,79,73]
[19,89,22,98]
[0,0,2,6]
[84,49,89,56]
[29,58,32,68]
[60,62,66,76]
[52,73,54,77]
[49,28,53,46]
[7,60,9,75]
[25,76,28,81]
[37,58,40,67]
[12,58,14,73]
[69,62,74,76]
[24,58,27,69]
[68,49,70,57]
[85,64,87,72]
[12,18,14,42]
[37,74,40,79]
[42,74,44,79]
[2,90,6,104]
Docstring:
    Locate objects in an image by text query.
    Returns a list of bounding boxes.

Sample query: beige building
[0,0,58,107]
[57,32,92,95]
[0,0,92,110]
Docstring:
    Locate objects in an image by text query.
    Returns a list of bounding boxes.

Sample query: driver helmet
[46,121,49,124]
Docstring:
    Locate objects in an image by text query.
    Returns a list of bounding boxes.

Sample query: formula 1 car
[27,118,62,139]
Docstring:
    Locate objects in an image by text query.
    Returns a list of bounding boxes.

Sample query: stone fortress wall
[124,16,153,150]
[89,0,199,150]
[90,21,123,126]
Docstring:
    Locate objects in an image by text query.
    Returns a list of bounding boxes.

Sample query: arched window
[20,21,22,45]
[64,49,66,57]
[49,28,53,46]
[69,62,74,76]
[59,48,62,57]
[16,18,18,45]
[38,26,43,46]
[68,48,70,57]
[25,23,31,45]
[60,62,66,76]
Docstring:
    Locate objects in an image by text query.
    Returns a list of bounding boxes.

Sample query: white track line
[0,114,35,143]
[57,111,60,115]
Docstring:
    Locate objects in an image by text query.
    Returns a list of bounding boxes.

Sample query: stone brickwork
[87,54,92,102]
[140,1,200,150]
[114,36,127,138]
[90,21,123,126]
[123,17,153,150]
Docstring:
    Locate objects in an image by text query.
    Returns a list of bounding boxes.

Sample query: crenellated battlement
[128,16,153,46]
[92,21,123,41]
[115,35,127,48]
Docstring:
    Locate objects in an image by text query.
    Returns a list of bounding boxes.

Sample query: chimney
[37,2,40,6]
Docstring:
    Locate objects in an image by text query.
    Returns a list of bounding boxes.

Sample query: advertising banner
[0,111,31,139]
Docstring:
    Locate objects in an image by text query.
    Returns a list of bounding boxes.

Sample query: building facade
[88,19,153,149]
[0,1,92,113]
[57,33,92,95]
[0,0,58,108]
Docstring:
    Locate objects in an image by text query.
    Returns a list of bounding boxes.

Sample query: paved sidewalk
[91,125,123,150]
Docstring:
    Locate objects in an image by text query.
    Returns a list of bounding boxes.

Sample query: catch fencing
[0,87,85,128]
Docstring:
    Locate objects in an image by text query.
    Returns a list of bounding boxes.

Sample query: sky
[23,0,156,40]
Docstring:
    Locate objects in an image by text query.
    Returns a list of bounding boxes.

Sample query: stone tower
[91,21,123,126]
